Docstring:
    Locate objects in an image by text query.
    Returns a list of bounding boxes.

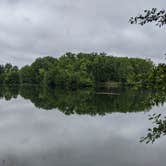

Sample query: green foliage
[0,63,20,85]
[129,8,166,89]
[4,71,20,84]
[37,53,154,89]
[147,64,166,90]
[140,113,166,144]
[19,65,36,84]
[0,53,165,89]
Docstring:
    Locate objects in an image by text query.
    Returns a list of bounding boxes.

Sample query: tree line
[0,52,165,89]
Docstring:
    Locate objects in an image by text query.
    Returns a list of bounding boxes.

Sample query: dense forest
[0,52,166,89]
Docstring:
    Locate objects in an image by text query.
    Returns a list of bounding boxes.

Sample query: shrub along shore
[0,52,165,90]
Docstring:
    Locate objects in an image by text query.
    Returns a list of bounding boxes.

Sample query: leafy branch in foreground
[129,8,166,27]
[140,114,166,144]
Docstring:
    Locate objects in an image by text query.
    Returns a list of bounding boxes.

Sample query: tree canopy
[0,53,165,90]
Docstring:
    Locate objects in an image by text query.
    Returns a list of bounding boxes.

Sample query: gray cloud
[0,0,165,66]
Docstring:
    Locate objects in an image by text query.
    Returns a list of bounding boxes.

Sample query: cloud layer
[0,0,165,66]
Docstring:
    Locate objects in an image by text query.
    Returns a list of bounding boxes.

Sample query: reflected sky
[0,96,166,166]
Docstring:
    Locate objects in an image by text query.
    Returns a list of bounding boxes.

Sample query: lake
[0,85,166,166]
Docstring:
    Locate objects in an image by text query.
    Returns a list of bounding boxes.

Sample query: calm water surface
[0,85,166,166]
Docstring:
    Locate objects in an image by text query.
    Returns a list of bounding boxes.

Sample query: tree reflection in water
[0,85,166,116]
[1,85,166,143]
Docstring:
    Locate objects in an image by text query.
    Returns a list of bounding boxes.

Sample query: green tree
[4,71,20,84]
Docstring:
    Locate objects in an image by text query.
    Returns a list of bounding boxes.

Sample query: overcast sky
[0,0,165,66]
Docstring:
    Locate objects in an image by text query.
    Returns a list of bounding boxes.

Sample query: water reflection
[0,85,166,115]
[0,85,166,165]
